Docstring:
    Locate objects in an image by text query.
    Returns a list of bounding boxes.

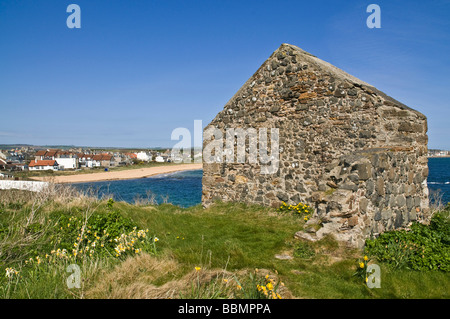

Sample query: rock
[290,193,301,203]
[235,175,248,184]
[398,122,424,133]
[340,183,358,192]
[376,177,385,196]
[294,231,318,242]
[269,105,280,113]
[356,163,372,180]
[305,226,317,233]
[256,116,267,122]
[381,209,392,220]
[334,89,346,97]
[348,216,358,227]
[406,196,413,210]
[359,198,369,213]
[271,60,279,70]
[295,104,308,111]
[296,182,307,193]
[326,180,338,188]
[275,254,293,260]
[277,192,289,202]
[396,194,406,207]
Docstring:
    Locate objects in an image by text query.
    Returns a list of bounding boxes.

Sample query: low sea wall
[0,180,49,192]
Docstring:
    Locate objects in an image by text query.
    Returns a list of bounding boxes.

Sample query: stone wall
[202,43,429,247]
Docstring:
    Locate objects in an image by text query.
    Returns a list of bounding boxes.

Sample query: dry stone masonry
[202,43,430,248]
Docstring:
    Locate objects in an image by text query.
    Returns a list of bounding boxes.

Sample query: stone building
[202,43,429,247]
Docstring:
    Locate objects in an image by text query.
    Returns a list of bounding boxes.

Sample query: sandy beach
[30,163,203,184]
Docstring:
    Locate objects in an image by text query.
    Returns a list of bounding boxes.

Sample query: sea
[427,157,450,206]
[71,169,203,208]
[71,158,450,208]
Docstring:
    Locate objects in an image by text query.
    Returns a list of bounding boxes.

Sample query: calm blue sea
[427,157,450,206]
[71,158,450,208]
[72,169,203,208]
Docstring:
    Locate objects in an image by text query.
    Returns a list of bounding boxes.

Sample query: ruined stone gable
[202,43,430,247]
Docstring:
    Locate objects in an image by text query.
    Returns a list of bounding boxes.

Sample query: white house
[137,151,151,162]
[28,160,59,171]
[55,157,78,170]
[155,155,165,163]
[77,154,94,168]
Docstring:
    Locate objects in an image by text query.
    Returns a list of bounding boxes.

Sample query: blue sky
[0,0,449,149]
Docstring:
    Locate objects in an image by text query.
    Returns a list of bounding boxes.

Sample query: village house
[92,154,115,167]
[76,153,92,168]
[154,155,165,163]
[136,151,152,162]
[125,152,138,160]
[0,150,28,171]
[0,151,8,161]
[34,149,78,170]
[28,160,59,171]
[113,153,130,166]
[0,157,7,170]
[54,151,78,170]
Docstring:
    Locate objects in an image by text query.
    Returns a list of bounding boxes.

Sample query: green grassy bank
[0,187,448,299]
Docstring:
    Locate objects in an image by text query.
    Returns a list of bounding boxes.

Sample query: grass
[0,187,449,299]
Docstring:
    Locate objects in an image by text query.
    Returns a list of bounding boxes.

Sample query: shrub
[46,208,154,260]
[365,206,450,272]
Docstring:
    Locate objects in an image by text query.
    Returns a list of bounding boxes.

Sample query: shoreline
[30,163,203,184]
